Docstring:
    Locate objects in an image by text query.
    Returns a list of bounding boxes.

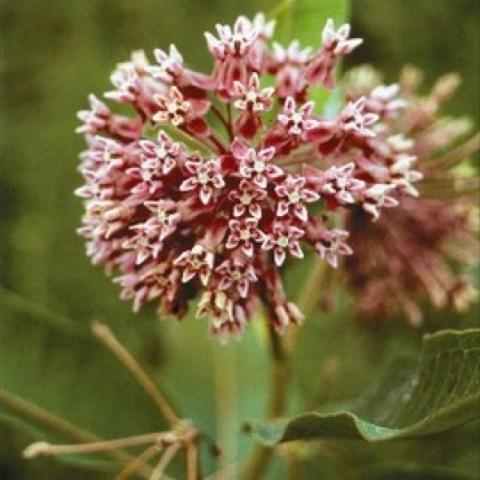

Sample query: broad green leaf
[247,329,480,445]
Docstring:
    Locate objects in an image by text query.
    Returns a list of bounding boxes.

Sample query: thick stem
[240,320,288,480]
[241,258,329,480]
[213,343,238,479]
[266,322,289,418]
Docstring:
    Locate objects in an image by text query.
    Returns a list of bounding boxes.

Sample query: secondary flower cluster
[341,66,479,327]
[76,14,422,339]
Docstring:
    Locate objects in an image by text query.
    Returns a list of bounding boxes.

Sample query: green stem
[240,321,288,480]
[241,258,329,480]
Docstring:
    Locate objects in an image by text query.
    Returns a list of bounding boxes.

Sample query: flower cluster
[341,66,479,327]
[76,14,422,340]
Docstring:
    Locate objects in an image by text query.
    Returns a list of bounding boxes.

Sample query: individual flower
[153,86,192,126]
[173,244,215,286]
[363,83,407,118]
[226,217,265,257]
[123,222,165,265]
[205,16,260,96]
[232,139,282,188]
[305,19,362,89]
[228,179,267,219]
[277,97,320,137]
[215,257,258,298]
[275,175,319,221]
[232,73,274,113]
[138,131,184,176]
[149,44,185,84]
[270,41,312,101]
[180,156,225,205]
[361,183,399,220]
[76,94,111,135]
[305,163,366,206]
[338,97,379,138]
[232,73,275,138]
[197,290,249,341]
[314,229,353,268]
[262,222,305,266]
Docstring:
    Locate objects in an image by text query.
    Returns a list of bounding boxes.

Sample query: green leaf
[247,329,480,445]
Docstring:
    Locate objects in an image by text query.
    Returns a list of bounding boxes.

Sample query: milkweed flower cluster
[75,14,422,340]
[341,66,479,327]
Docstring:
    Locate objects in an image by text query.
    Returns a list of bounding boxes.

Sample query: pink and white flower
[362,184,399,220]
[275,175,320,221]
[315,229,353,268]
[305,19,362,89]
[229,179,267,219]
[233,73,274,112]
[174,244,215,286]
[215,258,258,298]
[226,217,265,257]
[278,97,320,137]
[232,139,282,188]
[180,157,225,205]
[263,222,305,266]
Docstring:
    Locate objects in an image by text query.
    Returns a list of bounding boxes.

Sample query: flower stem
[213,343,238,479]
[297,259,328,318]
[266,322,289,418]
[211,103,234,141]
[23,432,165,458]
[186,442,199,480]
[114,444,163,480]
[240,320,288,480]
[150,443,181,480]
[241,259,329,479]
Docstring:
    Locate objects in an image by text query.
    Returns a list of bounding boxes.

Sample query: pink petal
[276,201,289,217]
[231,137,249,160]
[237,280,249,298]
[199,186,213,205]
[274,248,286,266]
[179,177,198,192]
[289,241,304,259]
[249,203,262,219]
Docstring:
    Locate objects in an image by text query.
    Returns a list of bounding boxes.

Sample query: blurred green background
[2,1,479,479]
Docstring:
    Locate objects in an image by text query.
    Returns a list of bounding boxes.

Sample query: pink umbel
[341,66,479,327]
[76,14,423,340]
